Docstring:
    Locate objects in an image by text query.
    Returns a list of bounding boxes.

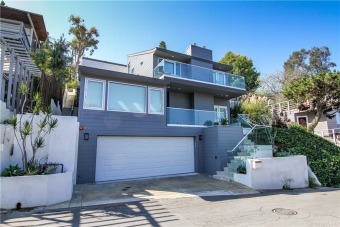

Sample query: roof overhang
[154,47,233,72]
[79,65,169,86]
[0,6,47,41]
[164,76,246,99]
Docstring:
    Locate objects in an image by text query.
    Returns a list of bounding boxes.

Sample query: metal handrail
[231,114,272,152]
[231,124,272,152]
[154,59,245,89]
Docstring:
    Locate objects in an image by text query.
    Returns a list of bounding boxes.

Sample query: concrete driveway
[48,174,258,209]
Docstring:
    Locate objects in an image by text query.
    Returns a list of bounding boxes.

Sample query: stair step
[216,170,230,176]
[213,175,233,182]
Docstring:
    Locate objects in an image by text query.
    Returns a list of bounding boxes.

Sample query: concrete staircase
[213,138,272,182]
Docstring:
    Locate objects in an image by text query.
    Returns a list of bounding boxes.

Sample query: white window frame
[83,77,106,110]
[297,115,308,127]
[163,59,180,76]
[213,71,226,85]
[107,81,147,114]
[214,105,228,121]
[148,87,164,115]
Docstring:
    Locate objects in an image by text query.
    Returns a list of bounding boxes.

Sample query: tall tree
[30,35,71,107]
[1,0,5,6]
[282,71,340,132]
[220,51,260,92]
[68,15,99,78]
[260,72,285,100]
[159,41,167,49]
[283,46,336,86]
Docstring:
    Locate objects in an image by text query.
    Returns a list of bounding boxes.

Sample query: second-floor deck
[154,59,245,90]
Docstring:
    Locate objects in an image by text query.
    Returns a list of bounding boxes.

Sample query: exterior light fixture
[84,133,89,140]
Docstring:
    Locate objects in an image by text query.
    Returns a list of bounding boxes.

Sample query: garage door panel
[95,136,194,182]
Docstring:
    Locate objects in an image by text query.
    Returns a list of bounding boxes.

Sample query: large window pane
[149,88,163,114]
[108,82,146,113]
[164,61,174,74]
[84,80,104,109]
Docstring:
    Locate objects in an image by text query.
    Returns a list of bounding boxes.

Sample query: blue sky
[6,1,340,76]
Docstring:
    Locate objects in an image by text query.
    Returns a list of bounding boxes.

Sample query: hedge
[275,127,340,188]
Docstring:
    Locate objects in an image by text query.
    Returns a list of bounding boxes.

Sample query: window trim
[159,58,181,76]
[297,115,309,127]
[148,87,164,115]
[83,78,106,110]
[107,81,147,114]
[214,105,228,121]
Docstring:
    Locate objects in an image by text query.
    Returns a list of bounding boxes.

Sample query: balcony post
[0,43,6,102]
[332,129,336,143]
[10,56,20,111]
[6,49,15,109]
[16,62,23,113]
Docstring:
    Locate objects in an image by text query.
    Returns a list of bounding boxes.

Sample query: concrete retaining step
[213,174,233,182]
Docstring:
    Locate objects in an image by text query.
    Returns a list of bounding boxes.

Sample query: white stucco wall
[0,172,73,209]
[0,101,13,123]
[2,115,79,183]
[234,156,309,190]
[0,124,14,172]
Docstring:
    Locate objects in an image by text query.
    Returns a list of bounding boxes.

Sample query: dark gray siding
[77,73,206,184]
[193,92,214,111]
[168,92,191,109]
[185,45,213,61]
[214,97,228,106]
[203,126,243,175]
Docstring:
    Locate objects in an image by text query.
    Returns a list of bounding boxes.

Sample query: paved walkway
[47,174,258,209]
[1,188,339,226]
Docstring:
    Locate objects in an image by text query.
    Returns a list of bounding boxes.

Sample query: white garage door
[95,136,195,182]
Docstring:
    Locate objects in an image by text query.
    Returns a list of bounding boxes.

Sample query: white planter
[234,173,251,188]
[0,172,73,209]
[233,155,309,190]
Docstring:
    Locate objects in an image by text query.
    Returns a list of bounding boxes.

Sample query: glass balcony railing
[154,60,245,89]
[167,107,219,126]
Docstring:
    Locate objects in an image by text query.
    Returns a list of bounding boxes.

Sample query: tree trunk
[308,105,323,133]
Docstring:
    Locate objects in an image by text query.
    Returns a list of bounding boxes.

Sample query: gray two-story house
[77,44,246,184]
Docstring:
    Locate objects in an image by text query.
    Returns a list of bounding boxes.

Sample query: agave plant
[11,84,58,171]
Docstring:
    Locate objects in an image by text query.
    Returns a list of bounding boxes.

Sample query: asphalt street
[1,188,339,227]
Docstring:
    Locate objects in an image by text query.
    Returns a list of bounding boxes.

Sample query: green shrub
[66,79,78,89]
[2,119,13,125]
[275,127,340,187]
[1,165,24,177]
[220,118,228,125]
[236,164,246,174]
[274,151,290,157]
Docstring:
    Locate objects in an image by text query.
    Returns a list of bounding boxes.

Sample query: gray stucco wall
[77,73,206,184]
[203,126,243,175]
[127,51,154,77]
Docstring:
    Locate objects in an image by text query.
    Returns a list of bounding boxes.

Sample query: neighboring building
[77,44,247,184]
[0,6,46,120]
[270,100,340,142]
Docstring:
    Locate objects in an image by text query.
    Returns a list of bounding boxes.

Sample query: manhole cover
[272,208,297,215]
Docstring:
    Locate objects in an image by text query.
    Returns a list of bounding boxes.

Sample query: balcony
[154,60,245,90]
[167,107,220,127]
